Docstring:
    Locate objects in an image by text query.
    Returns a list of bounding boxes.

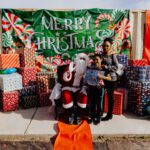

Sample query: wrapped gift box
[0,91,19,112]
[128,80,150,116]
[0,73,22,92]
[21,95,39,109]
[19,85,37,97]
[36,75,49,93]
[19,85,37,103]
[117,88,128,111]
[116,54,128,66]
[128,59,148,66]
[20,48,35,67]
[36,72,56,89]
[0,54,20,69]
[38,90,51,107]
[125,66,150,82]
[104,90,124,115]
[18,68,36,87]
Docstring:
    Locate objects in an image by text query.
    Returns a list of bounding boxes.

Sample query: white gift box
[0,73,23,92]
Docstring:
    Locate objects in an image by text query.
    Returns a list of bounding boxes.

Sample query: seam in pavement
[24,108,38,135]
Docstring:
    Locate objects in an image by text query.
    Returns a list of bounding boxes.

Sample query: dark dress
[102,54,119,116]
[85,65,108,118]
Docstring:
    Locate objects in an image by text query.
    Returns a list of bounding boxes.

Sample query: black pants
[88,86,104,117]
[105,81,117,115]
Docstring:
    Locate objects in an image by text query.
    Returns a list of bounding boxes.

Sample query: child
[85,54,111,125]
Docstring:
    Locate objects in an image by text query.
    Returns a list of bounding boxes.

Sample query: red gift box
[104,90,123,115]
[0,54,20,69]
[128,59,148,66]
[0,91,19,112]
[20,48,35,68]
[18,68,37,87]
[38,90,51,107]
[36,75,49,93]
[116,88,128,111]
[36,72,56,89]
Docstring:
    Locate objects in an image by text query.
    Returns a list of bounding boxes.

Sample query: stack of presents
[0,48,56,112]
[104,54,150,116]
[0,50,149,117]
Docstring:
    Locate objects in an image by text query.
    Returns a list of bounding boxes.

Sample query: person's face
[103,41,112,54]
[94,56,102,67]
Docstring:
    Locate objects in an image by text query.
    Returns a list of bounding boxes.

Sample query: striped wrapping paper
[36,75,49,93]
[0,73,22,92]
[38,90,51,107]
[21,95,39,109]
[20,48,35,68]
[36,72,57,89]
[18,68,37,87]
[128,59,148,66]
[116,54,128,66]
[128,80,150,116]
[0,91,19,112]
[0,54,20,69]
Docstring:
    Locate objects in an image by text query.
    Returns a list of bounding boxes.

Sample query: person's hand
[101,65,106,68]
[98,73,103,80]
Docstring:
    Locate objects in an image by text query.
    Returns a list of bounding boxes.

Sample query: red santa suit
[60,62,87,109]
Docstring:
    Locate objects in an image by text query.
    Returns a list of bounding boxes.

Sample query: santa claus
[50,53,89,124]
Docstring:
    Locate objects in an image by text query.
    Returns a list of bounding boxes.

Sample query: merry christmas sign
[2,9,131,72]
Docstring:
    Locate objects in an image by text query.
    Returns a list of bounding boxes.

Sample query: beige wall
[130,10,146,59]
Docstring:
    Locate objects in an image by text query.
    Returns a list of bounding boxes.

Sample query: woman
[102,38,119,121]
[86,54,111,125]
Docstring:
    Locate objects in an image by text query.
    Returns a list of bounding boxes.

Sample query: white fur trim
[63,101,73,109]
[73,73,82,87]
[62,87,80,92]
[49,83,62,102]
[77,102,87,108]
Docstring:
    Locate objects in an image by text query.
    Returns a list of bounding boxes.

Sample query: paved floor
[0,106,150,136]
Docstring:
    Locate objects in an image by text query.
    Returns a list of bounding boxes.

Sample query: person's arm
[112,54,119,67]
[97,73,111,81]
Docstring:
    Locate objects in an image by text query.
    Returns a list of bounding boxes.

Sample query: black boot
[74,106,84,125]
[93,115,101,125]
[102,114,113,121]
[65,107,75,124]
[87,115,93,124]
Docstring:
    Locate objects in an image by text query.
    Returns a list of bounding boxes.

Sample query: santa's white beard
[75,60,87,75]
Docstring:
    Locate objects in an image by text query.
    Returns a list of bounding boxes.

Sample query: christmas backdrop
[2,9,131,72]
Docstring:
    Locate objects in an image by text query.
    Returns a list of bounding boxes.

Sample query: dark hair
[94,54,103,59]
[103,37,113,45]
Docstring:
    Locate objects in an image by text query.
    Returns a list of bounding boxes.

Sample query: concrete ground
[0,106,149,136]
[0,107,150,150]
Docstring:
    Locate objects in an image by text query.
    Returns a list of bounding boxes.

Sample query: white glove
[49,83,62,106]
